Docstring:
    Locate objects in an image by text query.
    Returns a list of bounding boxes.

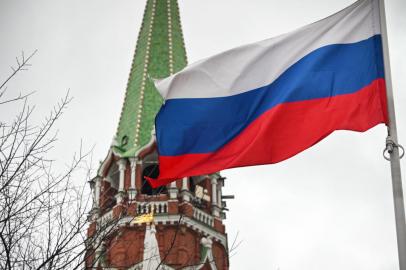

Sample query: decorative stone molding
[130,158,137,189]
[116,159,127,204]
[128,158,137,201]
[181,177,191,202]
[210,177,220,217]
[95,177,101,207]
[168,180,178,200]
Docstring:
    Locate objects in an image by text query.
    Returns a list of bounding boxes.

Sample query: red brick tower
[86,1,229,269]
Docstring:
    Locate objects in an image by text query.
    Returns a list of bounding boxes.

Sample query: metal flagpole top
[378,0,406,269]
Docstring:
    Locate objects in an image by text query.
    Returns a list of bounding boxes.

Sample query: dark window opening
[189,177,196,193]
[141,165,167,195]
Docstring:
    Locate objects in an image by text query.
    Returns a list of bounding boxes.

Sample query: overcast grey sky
[1,0,405,269]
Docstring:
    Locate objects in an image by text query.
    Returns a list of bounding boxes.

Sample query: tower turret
[86,1,230,269]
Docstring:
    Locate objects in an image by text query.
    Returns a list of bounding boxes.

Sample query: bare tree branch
[0,52,97,270]
[0,50,36,91]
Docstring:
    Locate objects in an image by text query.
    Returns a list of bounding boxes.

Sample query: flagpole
[379,0,406,269]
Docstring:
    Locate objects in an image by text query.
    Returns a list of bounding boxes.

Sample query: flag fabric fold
[148,0,388,187]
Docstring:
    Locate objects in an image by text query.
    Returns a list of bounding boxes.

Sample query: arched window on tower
[141,164,167,195]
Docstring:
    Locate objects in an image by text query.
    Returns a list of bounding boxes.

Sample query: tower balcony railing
[193,207,214,227]
[100,208,114,227]
[137,201,168,215]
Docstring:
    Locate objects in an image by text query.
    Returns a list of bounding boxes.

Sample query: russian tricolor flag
[149,0,388,187]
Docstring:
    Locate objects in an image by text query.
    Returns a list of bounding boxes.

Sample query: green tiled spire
[115,0,188,157]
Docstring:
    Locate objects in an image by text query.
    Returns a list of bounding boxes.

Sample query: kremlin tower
[86,1,230,269]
